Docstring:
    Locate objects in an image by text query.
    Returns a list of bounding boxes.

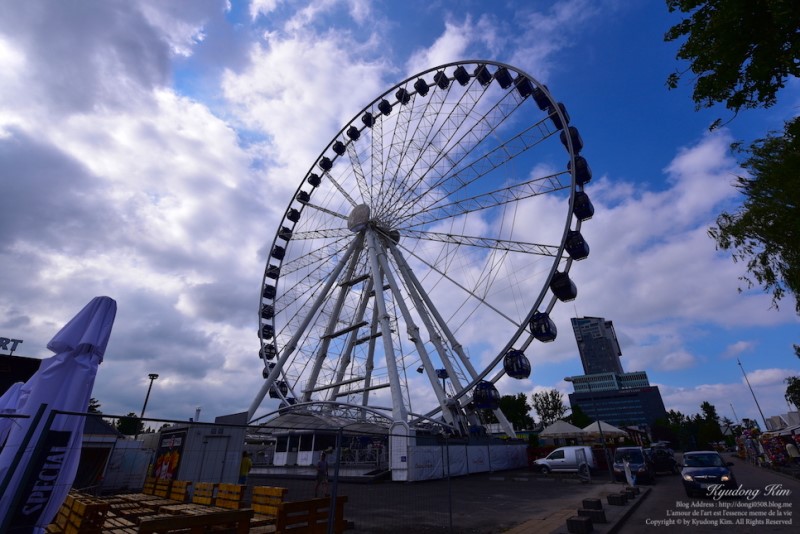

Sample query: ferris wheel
[248,60,593,437]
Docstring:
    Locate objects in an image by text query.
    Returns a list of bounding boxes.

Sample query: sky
[0,0,797,430]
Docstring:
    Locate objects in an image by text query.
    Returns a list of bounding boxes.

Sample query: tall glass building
[566,317,667,428]
[571,317,624,374]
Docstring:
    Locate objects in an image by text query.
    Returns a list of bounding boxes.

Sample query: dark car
[612,446,656,485]
[680,450,737,497]
[649,447,678,474]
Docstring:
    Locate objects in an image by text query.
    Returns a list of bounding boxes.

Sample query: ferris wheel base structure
[248,60,595,477]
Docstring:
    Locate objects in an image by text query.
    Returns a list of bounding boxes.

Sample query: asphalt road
[251,468,616,533]
[619,453,800,533]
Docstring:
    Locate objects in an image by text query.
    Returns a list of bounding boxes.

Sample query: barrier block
[582,498,603,510]
[566,514,594,534]
[606,493,627,506]
[578,508,607,523]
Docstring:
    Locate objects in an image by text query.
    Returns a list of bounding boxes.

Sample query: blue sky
[0,0,797,428]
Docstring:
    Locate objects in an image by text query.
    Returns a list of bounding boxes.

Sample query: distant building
[566,375,667,428]
[571,317,623,374]
[0,354,41,395]
[566,317,667,428]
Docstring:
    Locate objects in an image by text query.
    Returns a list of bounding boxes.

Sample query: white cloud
[722,340,757,359]
[250,0,283,20]
[1,0,796,428]
[743,368,795,388]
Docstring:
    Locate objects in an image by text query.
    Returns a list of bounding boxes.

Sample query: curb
[530,484,652,534]
[606,486,651,534]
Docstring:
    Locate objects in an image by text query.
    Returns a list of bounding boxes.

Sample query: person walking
[239,451,253,485]
[315,451,329,497]
[785,440,800,466]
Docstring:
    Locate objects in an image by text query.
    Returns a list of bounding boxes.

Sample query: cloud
[0,1,171,117]
[742,368,795,388]
[1,0,796,427]
[722,340,756,359]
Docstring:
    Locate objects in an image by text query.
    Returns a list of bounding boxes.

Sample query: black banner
[7,429,71,532]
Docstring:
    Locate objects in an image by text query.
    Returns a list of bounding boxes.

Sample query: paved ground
[249,468,650,533]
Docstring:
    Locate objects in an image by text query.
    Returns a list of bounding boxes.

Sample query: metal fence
[1,409,556,533]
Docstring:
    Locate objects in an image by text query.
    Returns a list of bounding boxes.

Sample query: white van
[534,446,596,474]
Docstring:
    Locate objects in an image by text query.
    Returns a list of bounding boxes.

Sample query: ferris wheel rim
[252,59,588,427]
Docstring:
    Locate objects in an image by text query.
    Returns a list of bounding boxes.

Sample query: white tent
[582,421,628,436]
[539,419,583,438]
[0,296,117,533]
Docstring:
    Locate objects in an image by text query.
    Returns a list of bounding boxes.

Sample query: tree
[665,1,800,313]
[531,389,568,426]
[708,118,800,313]
[87,398,101,413]
[500,393,535,430]
[566,403,592,428]
[479,394,535,430]
[116,413,144,435]
[786,376,800,409]
[665,0,800,116]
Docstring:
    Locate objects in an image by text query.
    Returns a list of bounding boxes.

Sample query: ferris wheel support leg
[364,229,408,423]
[386,241,473,427]
[247,237,362,422]
[371,233,456,428]
[327,277,374,402]
[360,306,379,415]
[302,236,366,403]
[389,242,518,438]
[390,243,481,380]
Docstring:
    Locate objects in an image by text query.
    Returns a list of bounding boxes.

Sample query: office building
[566,317,667,428]
[571,317,623,374]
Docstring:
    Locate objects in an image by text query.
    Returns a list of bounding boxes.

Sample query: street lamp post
[140,373,159,422]
[565,376,615,483]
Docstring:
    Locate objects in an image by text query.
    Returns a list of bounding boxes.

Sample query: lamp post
[140,373,159,421]
[565,376,615,483]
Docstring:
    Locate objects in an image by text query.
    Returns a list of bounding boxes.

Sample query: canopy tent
[581,421,628,436]
[539,419,583,438]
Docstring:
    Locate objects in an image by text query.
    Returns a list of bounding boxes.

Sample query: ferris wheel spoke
[402,229,560,257]
[277,236,351,277]
[322,170,358,207]
[399,241,520,328]
[302,201,350,221]
[401,170,571,230]
[345,141,371,207]
[377,75,488,216]
[373,78,454,217]
[291,228,351,240]
[387,84,528,224]
[394,118,561,227]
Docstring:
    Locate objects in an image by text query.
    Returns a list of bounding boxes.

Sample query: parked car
[534,445,596,474]
[648,447,678,474]
[680,450,737,497]
[612,446,656,484]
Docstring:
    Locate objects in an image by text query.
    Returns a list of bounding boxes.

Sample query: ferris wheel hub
[347,204,371,232]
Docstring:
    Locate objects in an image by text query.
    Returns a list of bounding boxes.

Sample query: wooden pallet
[250,485,288,528]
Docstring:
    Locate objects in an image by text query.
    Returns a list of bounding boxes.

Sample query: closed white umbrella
[0,296,117,533]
